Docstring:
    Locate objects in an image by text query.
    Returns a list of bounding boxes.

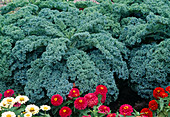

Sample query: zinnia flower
[68,88,80,98]
[59,106,72,117]
[149,100,158,111]
[15,95,29,104]
[24,112,32,117]
[107,113,117,117]
[51,94,63,106]
[84,93,98,108]
[74,97,87,110]
[95,85,108,95]
[159,92,168,98]
[0,93,2,100]
[2,111,16,117]
[98,105,110,114]
[153,87,165,99]
[82,115,91,117]
[165,86,170,93]
[140,108,153,117]
[4,89,14,97]
[25,104,39,115]
[119,104,133,116]
[40,105,51,111]
[94,92,106,103]
[1,97,16,108]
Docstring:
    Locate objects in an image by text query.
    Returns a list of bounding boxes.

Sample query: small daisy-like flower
[59,106,72,117]
[68,88,80,98]
[107,113,117,117]
[95,85,108,95]
[2,111,16,117]
[153,87,165,99]
[159,92,168,98]
[40,105,51,111]
[119,104,133,116]
[51,94,63,106]
[0,93,2,100]
[15,95,29,104]
[24,112,32,117]
[165,86,170,93]
[74,97,87,110]
[4,89,14,98]
[140,108,153,117]
[84,93,98,108]
[25,104,39,115]
[1,97,16,108]
[149,100,158,111]
[98,105,110,115]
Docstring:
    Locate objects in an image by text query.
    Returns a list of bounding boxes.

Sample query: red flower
[165,86,170,93]
[168,101,170,106]
[119,104,133,116]
[98,105,110,115]
[94,92,106,103]
[51,94,63,106]
[153,87,165,99]
[82,115,91,117]
[74,97,87,110]
[107,113,117,117]
[95,85,108,95]
[149,100,158,111]
[84,93,98,108]
[68,88,80,98]
[13,102,21,107]
[159,92,168,98]
[0,93,2,100]
[59,106,72,117]
[4,89,14,97]
[140,108,153,117]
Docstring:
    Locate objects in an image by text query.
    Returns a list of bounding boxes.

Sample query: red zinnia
[153,87,165,99]
[95,85,108,95]
[165,86,170,93]
[0,93,2,100]
[59,106,72,117]
[107,113,117,117]
[98,105,110,115]
[74,97,87,110]
[149,100,158,111]
[84,93,98,108]
[13,102,21,107]
[119,104,133,116]
[94,92,106,103]
[51,94,63,106]
[140,108,153,117]
[68,88,80,98]
[159,92,168,98]
[4,89,14,97]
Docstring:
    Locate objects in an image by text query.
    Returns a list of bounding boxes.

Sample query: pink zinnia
[4,89,14,97]
[13,102,21,107]
[107,113,117,117]
[68,88,80,98]
[84,93,98,108]
[0,93,2,100]
[119,104,133,116]
[98,105,110,115]
[74,97,87,110]
[51,94,63,106]
[95,85,108,95]
[59,106,72,117]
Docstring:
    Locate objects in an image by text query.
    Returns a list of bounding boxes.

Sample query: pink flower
[107,113,117,117]
[4,89,14,97]
[13,102,21,107]
[68,88,80,98]
[119,104,133,116]
[0,93,2,100]
[59,106,72,117]
[74,97,87,110]
[98,105,110,115]
[95,85,108,95]
[84,93,98,108]
[51,94,63,106]
[82,115,91,117]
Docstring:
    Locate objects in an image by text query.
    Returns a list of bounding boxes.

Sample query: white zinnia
[24,112,32,117]
[40,105,51,111]
[1,97,15,108]
[1,111,16,117]
[15,95,29,104]
[25,104,39,115]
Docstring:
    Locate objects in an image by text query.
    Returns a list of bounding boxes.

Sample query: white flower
[15,95,29,104]
[40,105,51,111]
[24,112,32,117]
[1,111,16,117]
[25,104,39,115]
[1,97,15,108]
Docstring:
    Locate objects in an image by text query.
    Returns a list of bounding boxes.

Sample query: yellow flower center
[26,114,30,116]
[124,106,128,109]
[7,91,10,93]
[124,113,126,115]
[79,100,83,103]
[104,107,106,109]
[157,90,160,93]
[145,112,148,114]
[73,90,76,93]
[54,98,58,101]
[23,112,26,114]
[75,94,78,96]
[6,114,11,117]
[7,99,12,102]
[63,109,66,112]
[100,87,104,89]
[30,107,35,112]
[20,97,25,101]
[43,107,48,110]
